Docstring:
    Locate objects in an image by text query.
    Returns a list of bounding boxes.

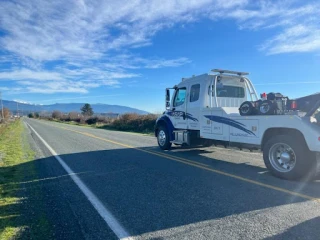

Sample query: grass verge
[0,120,51,239]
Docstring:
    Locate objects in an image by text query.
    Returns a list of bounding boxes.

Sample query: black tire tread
[157,125,172,150]
[263,135,316,180]
[239,101,256,116]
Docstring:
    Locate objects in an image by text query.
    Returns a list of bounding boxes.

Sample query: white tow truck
[155,69,320,180]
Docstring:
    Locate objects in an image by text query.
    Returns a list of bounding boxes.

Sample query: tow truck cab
[156,69,258,145]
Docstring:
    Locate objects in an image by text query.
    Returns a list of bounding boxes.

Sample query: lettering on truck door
[167,87,187,129]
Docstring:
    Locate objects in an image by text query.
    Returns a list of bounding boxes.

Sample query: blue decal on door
[167,111,198,122]
[204,115,255,136]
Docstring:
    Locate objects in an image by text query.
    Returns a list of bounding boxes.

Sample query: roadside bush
[27,112,40,119]
[52,110,62,119]
[59,114,69,121]
[86,117,98,125]
[68,112,81,122]
[96,116,112,124]
[79,117,86,124]
[45,111,157,133]
[112,113,157,132]
[0,107,10,120]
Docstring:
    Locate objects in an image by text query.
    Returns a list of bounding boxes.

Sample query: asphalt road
[23,118,320,240]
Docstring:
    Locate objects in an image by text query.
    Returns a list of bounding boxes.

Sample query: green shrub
[111,113,157,132]
[44,111,156,133]
[86,117,98,125]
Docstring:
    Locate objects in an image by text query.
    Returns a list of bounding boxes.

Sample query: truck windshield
[173,88,186,107]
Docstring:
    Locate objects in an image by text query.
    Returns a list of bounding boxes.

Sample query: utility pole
[16,101,19,117]
[0,91,4,121]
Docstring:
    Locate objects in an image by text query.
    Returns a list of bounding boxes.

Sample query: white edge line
[25,121,132,240]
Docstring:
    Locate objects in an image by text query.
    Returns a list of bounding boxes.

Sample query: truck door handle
[183,112,186,120]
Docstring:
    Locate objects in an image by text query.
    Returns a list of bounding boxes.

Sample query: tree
[0,108,10,120]
[52,110,62,119]
[81,103,93,116]
[28,113,34,118]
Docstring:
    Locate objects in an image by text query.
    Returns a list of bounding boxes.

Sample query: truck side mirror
[166,89,170,101]
[166,89,170,109]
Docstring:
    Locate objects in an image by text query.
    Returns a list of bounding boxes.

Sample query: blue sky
[0,0,320,113]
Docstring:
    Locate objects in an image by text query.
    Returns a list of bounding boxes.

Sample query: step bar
[171,130,190,145]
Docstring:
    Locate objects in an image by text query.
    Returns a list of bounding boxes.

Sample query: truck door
[187,83,201,130]
[169,87,188,129]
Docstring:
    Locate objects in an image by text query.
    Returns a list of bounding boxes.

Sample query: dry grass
[41,113,158,134]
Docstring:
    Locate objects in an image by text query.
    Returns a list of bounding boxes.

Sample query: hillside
[2,100,149,115]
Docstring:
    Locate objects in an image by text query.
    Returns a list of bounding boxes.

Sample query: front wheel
[263,135,316,180]
[157,126,172,150]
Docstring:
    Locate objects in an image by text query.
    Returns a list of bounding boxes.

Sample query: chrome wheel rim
[269,143,296,172]
[158,130,166,146]
[260,103,270,114]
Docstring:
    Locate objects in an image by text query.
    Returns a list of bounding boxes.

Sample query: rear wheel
[157,126,172,150]
[263,135,315,180]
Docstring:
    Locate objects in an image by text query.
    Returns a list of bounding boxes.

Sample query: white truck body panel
[165,73,320,152]
[199,107,320,151]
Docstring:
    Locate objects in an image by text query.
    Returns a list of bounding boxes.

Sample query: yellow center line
[41,121,320,202]
[60,126,209,168]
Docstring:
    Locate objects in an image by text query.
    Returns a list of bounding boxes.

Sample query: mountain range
[2,100,149,115]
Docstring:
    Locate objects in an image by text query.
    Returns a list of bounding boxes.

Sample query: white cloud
[22,81,90,94]
[138,57,191,69]
[1,1,319,60]
[0,87,10,91]
[260,25,320,54]
[0,0,319,94]
[0,0,214,62]
[13,99,32,104]
[103,55,191,70]
[214,1,320,54]
[0,0,252,63]
[38,94,125,102]
[0,68,63,81]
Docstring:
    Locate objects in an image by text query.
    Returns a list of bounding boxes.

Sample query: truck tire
[157,126,172,150]
[263,135,316,180]
[259,100,275,115]
[239,101,255,116]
